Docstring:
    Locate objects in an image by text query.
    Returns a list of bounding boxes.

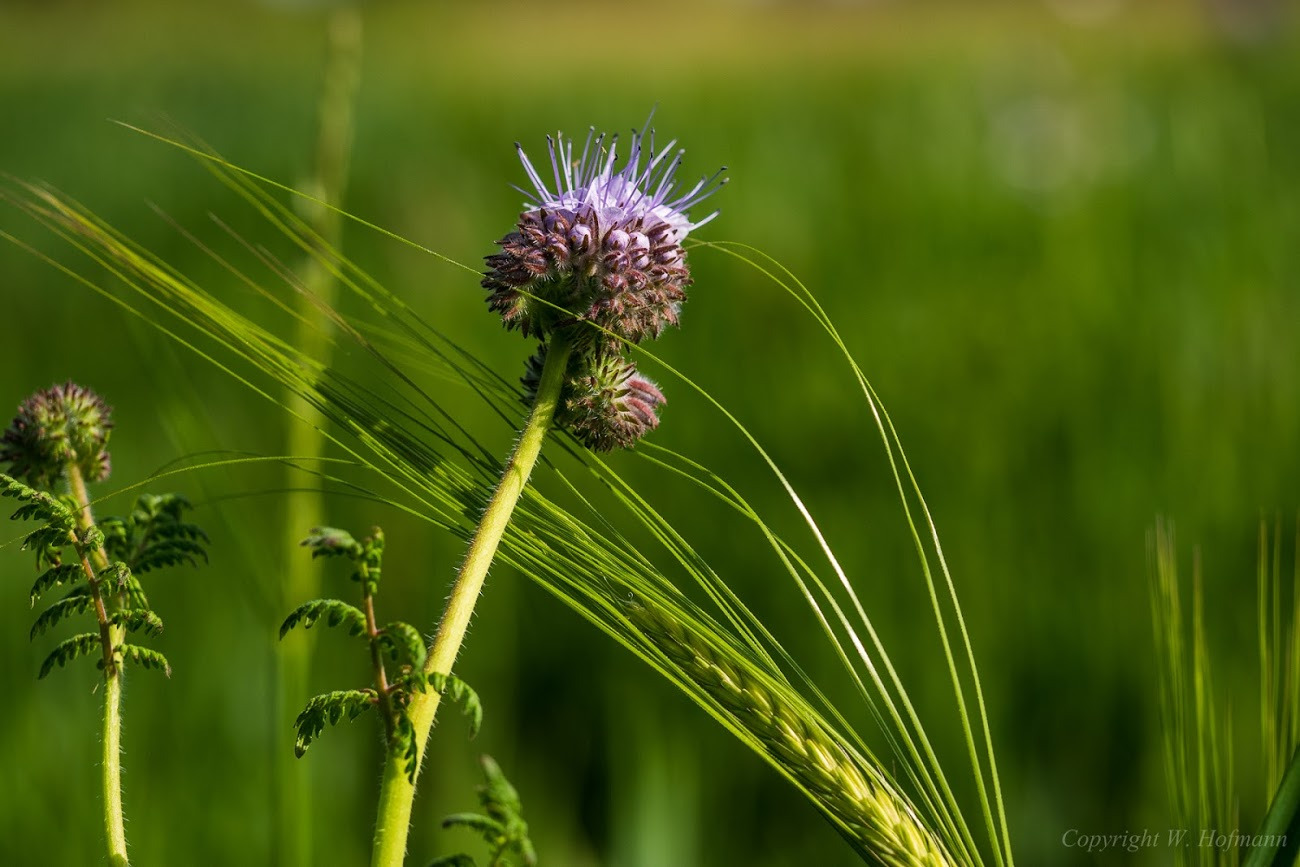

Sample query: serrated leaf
[279,599,367,639]
[101,493,208,574]
[96,562,131,590]
[30,588,94,640]
[439,813,505,836]
[98,516,127,546]
[10,501,74,529]
[300,526,361,559]
[133,539,208,573]
[119,644,171,676]
[436,756,535,866]
[292,689,376,758]
[430,673,483,739]
[300,526,386,596]
[393,712,420,783]
[79,525,104,552]
[23,525,72,554]
[38,633,102,679]
[378,621,427,669]
[112,608,164,637]
[121,572,150,609]
[0,472,36,499]
[150,520,206,542]
[1,474,74,529]
[478,755,525,821]
[33,543,64,571]
[30,562,84,604]
[399,669,430,695]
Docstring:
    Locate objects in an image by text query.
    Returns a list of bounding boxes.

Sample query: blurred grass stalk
[275,8,362,867]
[1150,519,1300,867]
[1258,519,1300,798]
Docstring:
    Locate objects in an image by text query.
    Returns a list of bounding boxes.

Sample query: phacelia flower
[484,120,726,353]
[0,381,113,489]
[522,344,666,453]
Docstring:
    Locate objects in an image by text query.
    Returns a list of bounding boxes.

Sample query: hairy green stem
[67,464,129,866]
[102,673,127,867]
[369,333,573,867]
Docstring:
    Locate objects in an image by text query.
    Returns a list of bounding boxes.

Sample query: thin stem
[67,463,129,867]
[369,333,573,867]
[363,581,394,739]
[74,545,117,670]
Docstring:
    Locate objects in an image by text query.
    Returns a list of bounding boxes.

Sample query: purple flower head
[484,117,726,351]
[1,381,113,489]
[516,121,724,243]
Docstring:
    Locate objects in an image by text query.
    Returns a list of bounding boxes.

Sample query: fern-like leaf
[300,526,362,559]
[293,689,376,757]
[429,673,483,739]
[96,561,131,591]
[120,571,150,609]
[29,587,94,639]
[378,621,427,669]
[436,756,536,866]
[133,539,208,573]
[37,633,102,679]
[392,712,420,783]
[1,473,74,529]
[111,608,164,637]
[79,525,104,553]
[10,499,73,529]
[479,755,525,821]
[279,599,367,639]
[440,813,505,836]
[300,525,384,594]
[119,644,171,676]
[101,493,208,573]
[23,524,72,555]
[29,563,83,604]
[32,543,64,571]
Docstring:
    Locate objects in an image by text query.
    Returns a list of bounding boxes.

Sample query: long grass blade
[1241,748,1300,867]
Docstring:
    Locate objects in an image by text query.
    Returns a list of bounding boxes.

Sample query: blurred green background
[2,0,1298,864]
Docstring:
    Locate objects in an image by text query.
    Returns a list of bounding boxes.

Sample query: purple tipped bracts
[522,344,667,452]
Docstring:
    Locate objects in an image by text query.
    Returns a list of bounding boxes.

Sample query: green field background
[1,1,1298,864]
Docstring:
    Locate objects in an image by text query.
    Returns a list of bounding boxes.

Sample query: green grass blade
[1241,748,1300,867]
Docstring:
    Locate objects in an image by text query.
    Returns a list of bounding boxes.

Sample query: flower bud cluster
[484,120,724,451]
[1,381,113,488]
[522,344,667,452]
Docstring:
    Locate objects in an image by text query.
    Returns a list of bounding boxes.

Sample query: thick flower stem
[369,333,572,867]
[102,672,128,867]
[67,464,129,867]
